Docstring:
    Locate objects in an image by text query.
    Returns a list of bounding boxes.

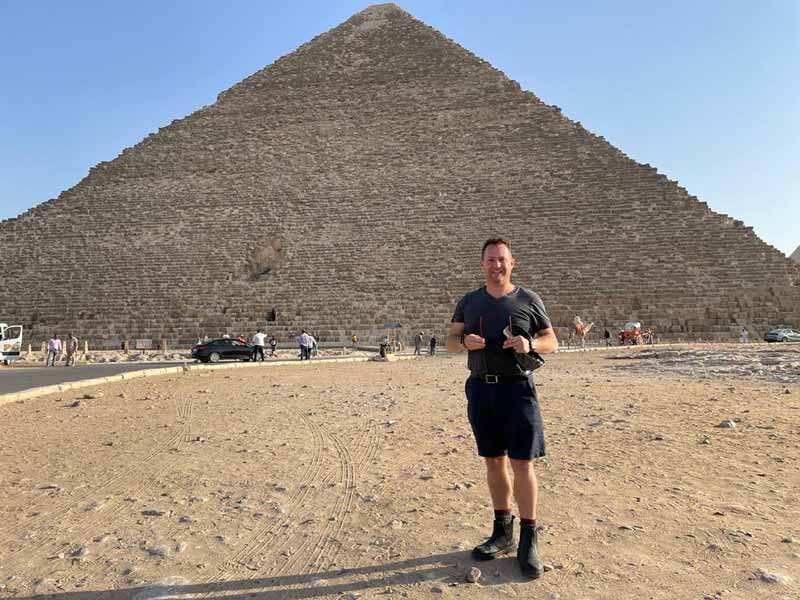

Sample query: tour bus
[0,323,23,365]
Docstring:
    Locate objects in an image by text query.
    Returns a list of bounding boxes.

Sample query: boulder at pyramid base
[1,3,798,346]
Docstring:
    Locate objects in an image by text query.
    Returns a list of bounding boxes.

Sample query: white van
[0,323,23,365]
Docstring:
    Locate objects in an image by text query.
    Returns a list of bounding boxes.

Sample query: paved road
[0,363,185,396]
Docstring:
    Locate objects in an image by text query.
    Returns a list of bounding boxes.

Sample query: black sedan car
[764,328,800,343]
[191,338,254,362]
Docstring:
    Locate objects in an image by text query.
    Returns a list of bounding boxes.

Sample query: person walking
[603,329,611,347]
[446,237,558,579]
[268,336,278,356]
[739,327,749,343]
[429,334,437,356]
[414,331,423,355]
[64,332,79,366]
[251,329,266,361]
[46,334,62,367]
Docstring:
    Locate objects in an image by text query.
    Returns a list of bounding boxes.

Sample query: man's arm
[533,327,558,354]
[446,322,466,352]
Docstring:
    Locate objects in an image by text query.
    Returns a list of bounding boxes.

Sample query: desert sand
[0,346,797,599]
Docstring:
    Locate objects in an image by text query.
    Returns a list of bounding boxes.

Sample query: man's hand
[502,335,531,354]
[463,334,486,351]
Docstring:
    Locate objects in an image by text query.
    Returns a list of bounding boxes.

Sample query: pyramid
[791,245,800,264]
[2,3,799,346]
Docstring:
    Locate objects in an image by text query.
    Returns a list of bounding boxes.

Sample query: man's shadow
[16,550,533,599]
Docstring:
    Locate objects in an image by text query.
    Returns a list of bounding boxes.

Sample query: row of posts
[34,339,170,354]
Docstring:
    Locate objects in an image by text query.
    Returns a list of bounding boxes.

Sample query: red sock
[520,518,536,527]
[494,509,512,521]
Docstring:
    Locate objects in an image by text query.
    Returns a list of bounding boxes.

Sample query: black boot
[472,515,515,560]
[517,523,544,579]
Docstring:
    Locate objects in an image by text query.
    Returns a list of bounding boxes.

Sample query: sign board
[134,338,153,350]
[382,323,402,329]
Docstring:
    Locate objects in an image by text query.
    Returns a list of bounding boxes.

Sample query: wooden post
[123,340,129,354]
[84,340,88,354]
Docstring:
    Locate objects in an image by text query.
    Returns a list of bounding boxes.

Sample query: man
[251,329,266,362]
[429,334,437,355]
[46,334,62,367]
[64,332,79,366]
[414,331,423,355]
[298,330,312,360]
[446,238,558,579]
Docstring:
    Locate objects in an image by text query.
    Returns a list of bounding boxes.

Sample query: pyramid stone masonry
[1,3,799,345]
[791,245,800,264]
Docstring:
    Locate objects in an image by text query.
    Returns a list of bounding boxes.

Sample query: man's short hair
[481,237,511,258]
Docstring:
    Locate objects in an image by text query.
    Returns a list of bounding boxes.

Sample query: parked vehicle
[764,328,800,343]
[0,323,23,365]
[191,338,254,363]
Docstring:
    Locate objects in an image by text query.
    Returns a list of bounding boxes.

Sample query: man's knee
[509,458,534,476]
[484,456,507,473]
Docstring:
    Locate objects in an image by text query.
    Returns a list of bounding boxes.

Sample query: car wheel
[209,352,221,363]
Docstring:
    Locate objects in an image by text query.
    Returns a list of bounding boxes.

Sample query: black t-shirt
[452,286,551,376]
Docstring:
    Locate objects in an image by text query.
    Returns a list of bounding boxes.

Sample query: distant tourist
[414,331,424,355]
[298,330,312,360]
[269,336,278,356]
[351,334,358,347]
[429,334,437,356]
[740,327,749,343]
[46,334,62,367]
[310,334,318,358]
[251,329,266,361]
[603,329,611,347]
[64,332,79,366]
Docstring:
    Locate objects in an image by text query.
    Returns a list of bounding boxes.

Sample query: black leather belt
[470,373,530,384]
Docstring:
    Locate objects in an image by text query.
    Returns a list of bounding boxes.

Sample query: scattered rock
[781,536,794,544]
[756,568,792,584]
[142,509,166,517]
[431,586,444,594]
[274,484,288,492]
[70,546,89,558]
[466,567,481,583]
[146,545,171,557]
[69,400,82,408]
[717,419,736,429]
[175,542,188,553]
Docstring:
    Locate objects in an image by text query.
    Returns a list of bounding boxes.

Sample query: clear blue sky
[1,1,797,255]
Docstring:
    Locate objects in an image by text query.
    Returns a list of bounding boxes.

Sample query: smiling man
[446,237,558,579]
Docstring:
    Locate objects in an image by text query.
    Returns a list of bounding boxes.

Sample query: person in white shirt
[298,330,312,360]
[251,329,267,361]
[46,334,62,367]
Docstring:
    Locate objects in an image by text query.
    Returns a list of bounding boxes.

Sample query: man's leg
[509,459,537,520]
[510,458,544,578]
[486,456,513,510]
[473,456,515,560]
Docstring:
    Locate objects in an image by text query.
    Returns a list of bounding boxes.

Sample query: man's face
[480,243,516,286]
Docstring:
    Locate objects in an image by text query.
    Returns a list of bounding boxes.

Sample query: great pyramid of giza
[2,3,798,346]
[791,245,800,264]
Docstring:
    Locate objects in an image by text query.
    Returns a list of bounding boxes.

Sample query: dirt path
[0,349,797,599]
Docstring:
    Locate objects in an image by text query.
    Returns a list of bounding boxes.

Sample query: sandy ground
[0,347,798,600]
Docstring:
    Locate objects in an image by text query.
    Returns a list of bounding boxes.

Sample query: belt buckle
[485,374,499,384]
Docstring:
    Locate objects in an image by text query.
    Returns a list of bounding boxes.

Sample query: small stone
[69,400,82,408]
[466,567,481,583]
[179,516,193,523]
[146,545,171,557]
[543,563,555,571]
[781,536,794,544]
[142,509,166,517]
[756,569,791,584]
[71,546,89,558]
[274,484,288,492]
[389,520,403,529]
[419,473,435,480]
[431,586,444,593]
[175,542,188,553]
[784,389,791,394]
[717,419,736,429]
[82,392,103,399]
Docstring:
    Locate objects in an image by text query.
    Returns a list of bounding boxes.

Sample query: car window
[232,340,246,346]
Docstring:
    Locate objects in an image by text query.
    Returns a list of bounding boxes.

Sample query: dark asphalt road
[0,363,185,396]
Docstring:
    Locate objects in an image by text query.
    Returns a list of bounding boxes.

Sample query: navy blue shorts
[466,376,546,460]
